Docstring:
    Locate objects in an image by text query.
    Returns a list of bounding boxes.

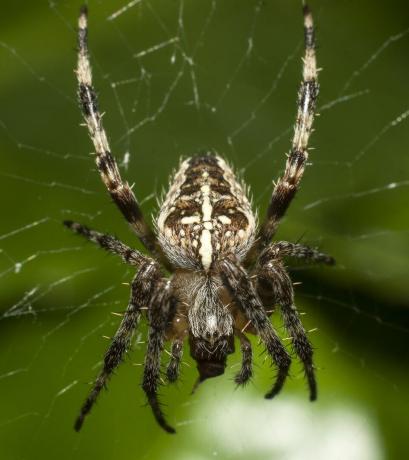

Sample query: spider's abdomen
[157,154,256,270]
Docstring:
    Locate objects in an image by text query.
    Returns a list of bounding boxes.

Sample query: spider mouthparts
[197,360,225,380]
[190,360,227,395]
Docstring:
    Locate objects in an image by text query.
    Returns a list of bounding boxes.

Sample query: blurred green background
[1,1,409,459]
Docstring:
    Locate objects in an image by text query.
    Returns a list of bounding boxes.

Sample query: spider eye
[204,329,221,342]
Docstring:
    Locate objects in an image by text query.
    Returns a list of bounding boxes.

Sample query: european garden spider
[66,4,334,433]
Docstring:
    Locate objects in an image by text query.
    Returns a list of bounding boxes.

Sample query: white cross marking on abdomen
[199,183,213,269]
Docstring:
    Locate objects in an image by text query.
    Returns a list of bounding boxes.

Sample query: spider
[66,4,335,434]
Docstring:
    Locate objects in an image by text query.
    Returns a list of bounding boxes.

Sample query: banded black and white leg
[64,220,149,266]
[74,259,164,431]
[251,5,319,257]
[257,247,317,400]
[76,7,168,266]
[66,220,176,432]
[260,241,335,267]
[219,255,291,398]
[142,281,176,433]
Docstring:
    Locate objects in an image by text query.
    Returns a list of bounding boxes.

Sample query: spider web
[1,1,408,459]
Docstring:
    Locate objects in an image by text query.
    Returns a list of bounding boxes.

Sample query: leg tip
[157,415,176,434]
[80,5,88,17]
[63,220,74,228]
[63,221,88,235]
[234,371,252,387]
[163,424,176,434]
[63,220,83,234]
[146,392,177,434]
[79,5,88,30]
[74,416,84,432]
[302,3,311,16]
[302,3,314,31]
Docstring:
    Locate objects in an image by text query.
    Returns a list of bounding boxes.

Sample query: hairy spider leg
[63,221,149,266]
[234,329,253,385]
[65,220,177,432]
[76,6,168,267]
[142,281,176,433]
[260,241,335,266]
[252,5,319,257]
[74,261,162,431]
[220,255,291,398]
[257,249,318,400]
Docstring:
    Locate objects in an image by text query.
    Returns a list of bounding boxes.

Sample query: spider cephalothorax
[67,5,335,434]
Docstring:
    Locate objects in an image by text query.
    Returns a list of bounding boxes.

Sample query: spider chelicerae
[65,4,335,434]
